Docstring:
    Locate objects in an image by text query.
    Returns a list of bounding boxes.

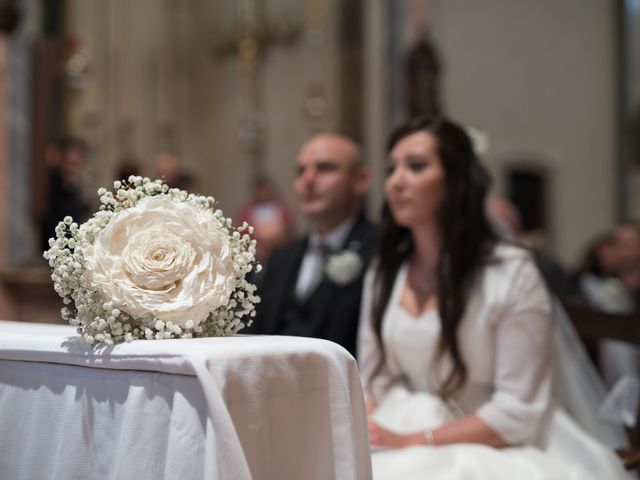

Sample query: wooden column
[0,35,16,319]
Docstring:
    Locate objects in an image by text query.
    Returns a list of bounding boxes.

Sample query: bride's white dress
[358,244,628,479]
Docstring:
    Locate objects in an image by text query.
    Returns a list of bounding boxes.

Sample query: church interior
[0,3,635,330]
[1,0,638,324]
[1,1,640,477]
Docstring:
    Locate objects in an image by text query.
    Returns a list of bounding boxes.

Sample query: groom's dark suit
[247,212,376,356]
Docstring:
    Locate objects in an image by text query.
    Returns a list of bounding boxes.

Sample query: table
[0,320,372,479]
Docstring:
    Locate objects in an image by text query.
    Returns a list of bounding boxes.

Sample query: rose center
[151,249,167,262]
[119,228,198,291]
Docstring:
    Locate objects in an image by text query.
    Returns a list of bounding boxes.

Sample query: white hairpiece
[465,126,490,157]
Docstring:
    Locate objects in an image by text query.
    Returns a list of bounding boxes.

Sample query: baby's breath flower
[43,177,260,346]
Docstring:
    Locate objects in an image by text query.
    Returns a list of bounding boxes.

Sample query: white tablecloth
[0,321,372,480]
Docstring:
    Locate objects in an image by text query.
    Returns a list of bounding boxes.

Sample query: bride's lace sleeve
[476,254,554,446]
[357,266,395,401]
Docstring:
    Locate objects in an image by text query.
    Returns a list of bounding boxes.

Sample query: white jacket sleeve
[476,256,554,446]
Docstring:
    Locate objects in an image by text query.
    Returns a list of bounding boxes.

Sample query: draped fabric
[0,321,372,480]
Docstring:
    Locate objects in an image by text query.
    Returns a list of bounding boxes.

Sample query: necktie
[295,240,330,300]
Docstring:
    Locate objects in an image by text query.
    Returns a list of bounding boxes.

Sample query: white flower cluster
[465,126,490,158]
[43,176,261,346]
[325,250,363,286]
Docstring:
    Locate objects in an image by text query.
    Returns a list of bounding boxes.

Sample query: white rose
[83,196,236,327]
[325,250,363,286]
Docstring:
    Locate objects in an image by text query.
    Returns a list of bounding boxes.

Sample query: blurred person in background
[153,151,195,190]
[573,231,639,387]
[574,232,632,314]
[486,195,574,298]
[154,151,178,185]
[40,137,90,251]
[246,133,376,356]
[114,155,141,183]
[615,222,640,309]
[236,175,294,264]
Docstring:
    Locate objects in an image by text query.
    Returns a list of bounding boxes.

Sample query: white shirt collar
[309,217,356,252]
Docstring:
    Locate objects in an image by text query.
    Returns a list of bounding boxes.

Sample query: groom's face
[294,135,365,223]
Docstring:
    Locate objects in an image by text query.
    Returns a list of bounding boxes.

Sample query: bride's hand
[365,398,378,415]
[368,419,415,448]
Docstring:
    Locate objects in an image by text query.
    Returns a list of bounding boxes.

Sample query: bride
[358,117,629,479]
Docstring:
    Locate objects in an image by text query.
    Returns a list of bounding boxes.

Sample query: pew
[562,298,640,470]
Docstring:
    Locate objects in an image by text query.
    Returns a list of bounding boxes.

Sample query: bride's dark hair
[372,116,496,400]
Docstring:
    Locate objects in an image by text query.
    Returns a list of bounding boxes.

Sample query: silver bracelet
[423,429,434,445]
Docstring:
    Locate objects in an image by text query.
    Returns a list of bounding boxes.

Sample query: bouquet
[44,176,260,345]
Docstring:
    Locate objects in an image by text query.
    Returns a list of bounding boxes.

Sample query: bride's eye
[408,161,426,172]
[385,163,396,176]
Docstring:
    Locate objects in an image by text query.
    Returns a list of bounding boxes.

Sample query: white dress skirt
[358,244,629,480]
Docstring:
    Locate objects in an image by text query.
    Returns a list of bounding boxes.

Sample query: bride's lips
[389,196,412,207]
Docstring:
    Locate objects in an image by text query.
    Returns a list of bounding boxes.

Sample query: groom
[247,133,376,356]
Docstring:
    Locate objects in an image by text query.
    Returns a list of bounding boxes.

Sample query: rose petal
[84,196,236,326]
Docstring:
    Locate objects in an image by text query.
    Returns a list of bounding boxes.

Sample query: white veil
[485,202,631,449]
[551,299,630,448]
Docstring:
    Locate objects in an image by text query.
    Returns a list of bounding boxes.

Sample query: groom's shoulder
[353,217,377,256]
[267,235,307,266]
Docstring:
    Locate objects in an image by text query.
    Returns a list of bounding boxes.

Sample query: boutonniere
[602,277,625,298]
[325,249,363,286]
